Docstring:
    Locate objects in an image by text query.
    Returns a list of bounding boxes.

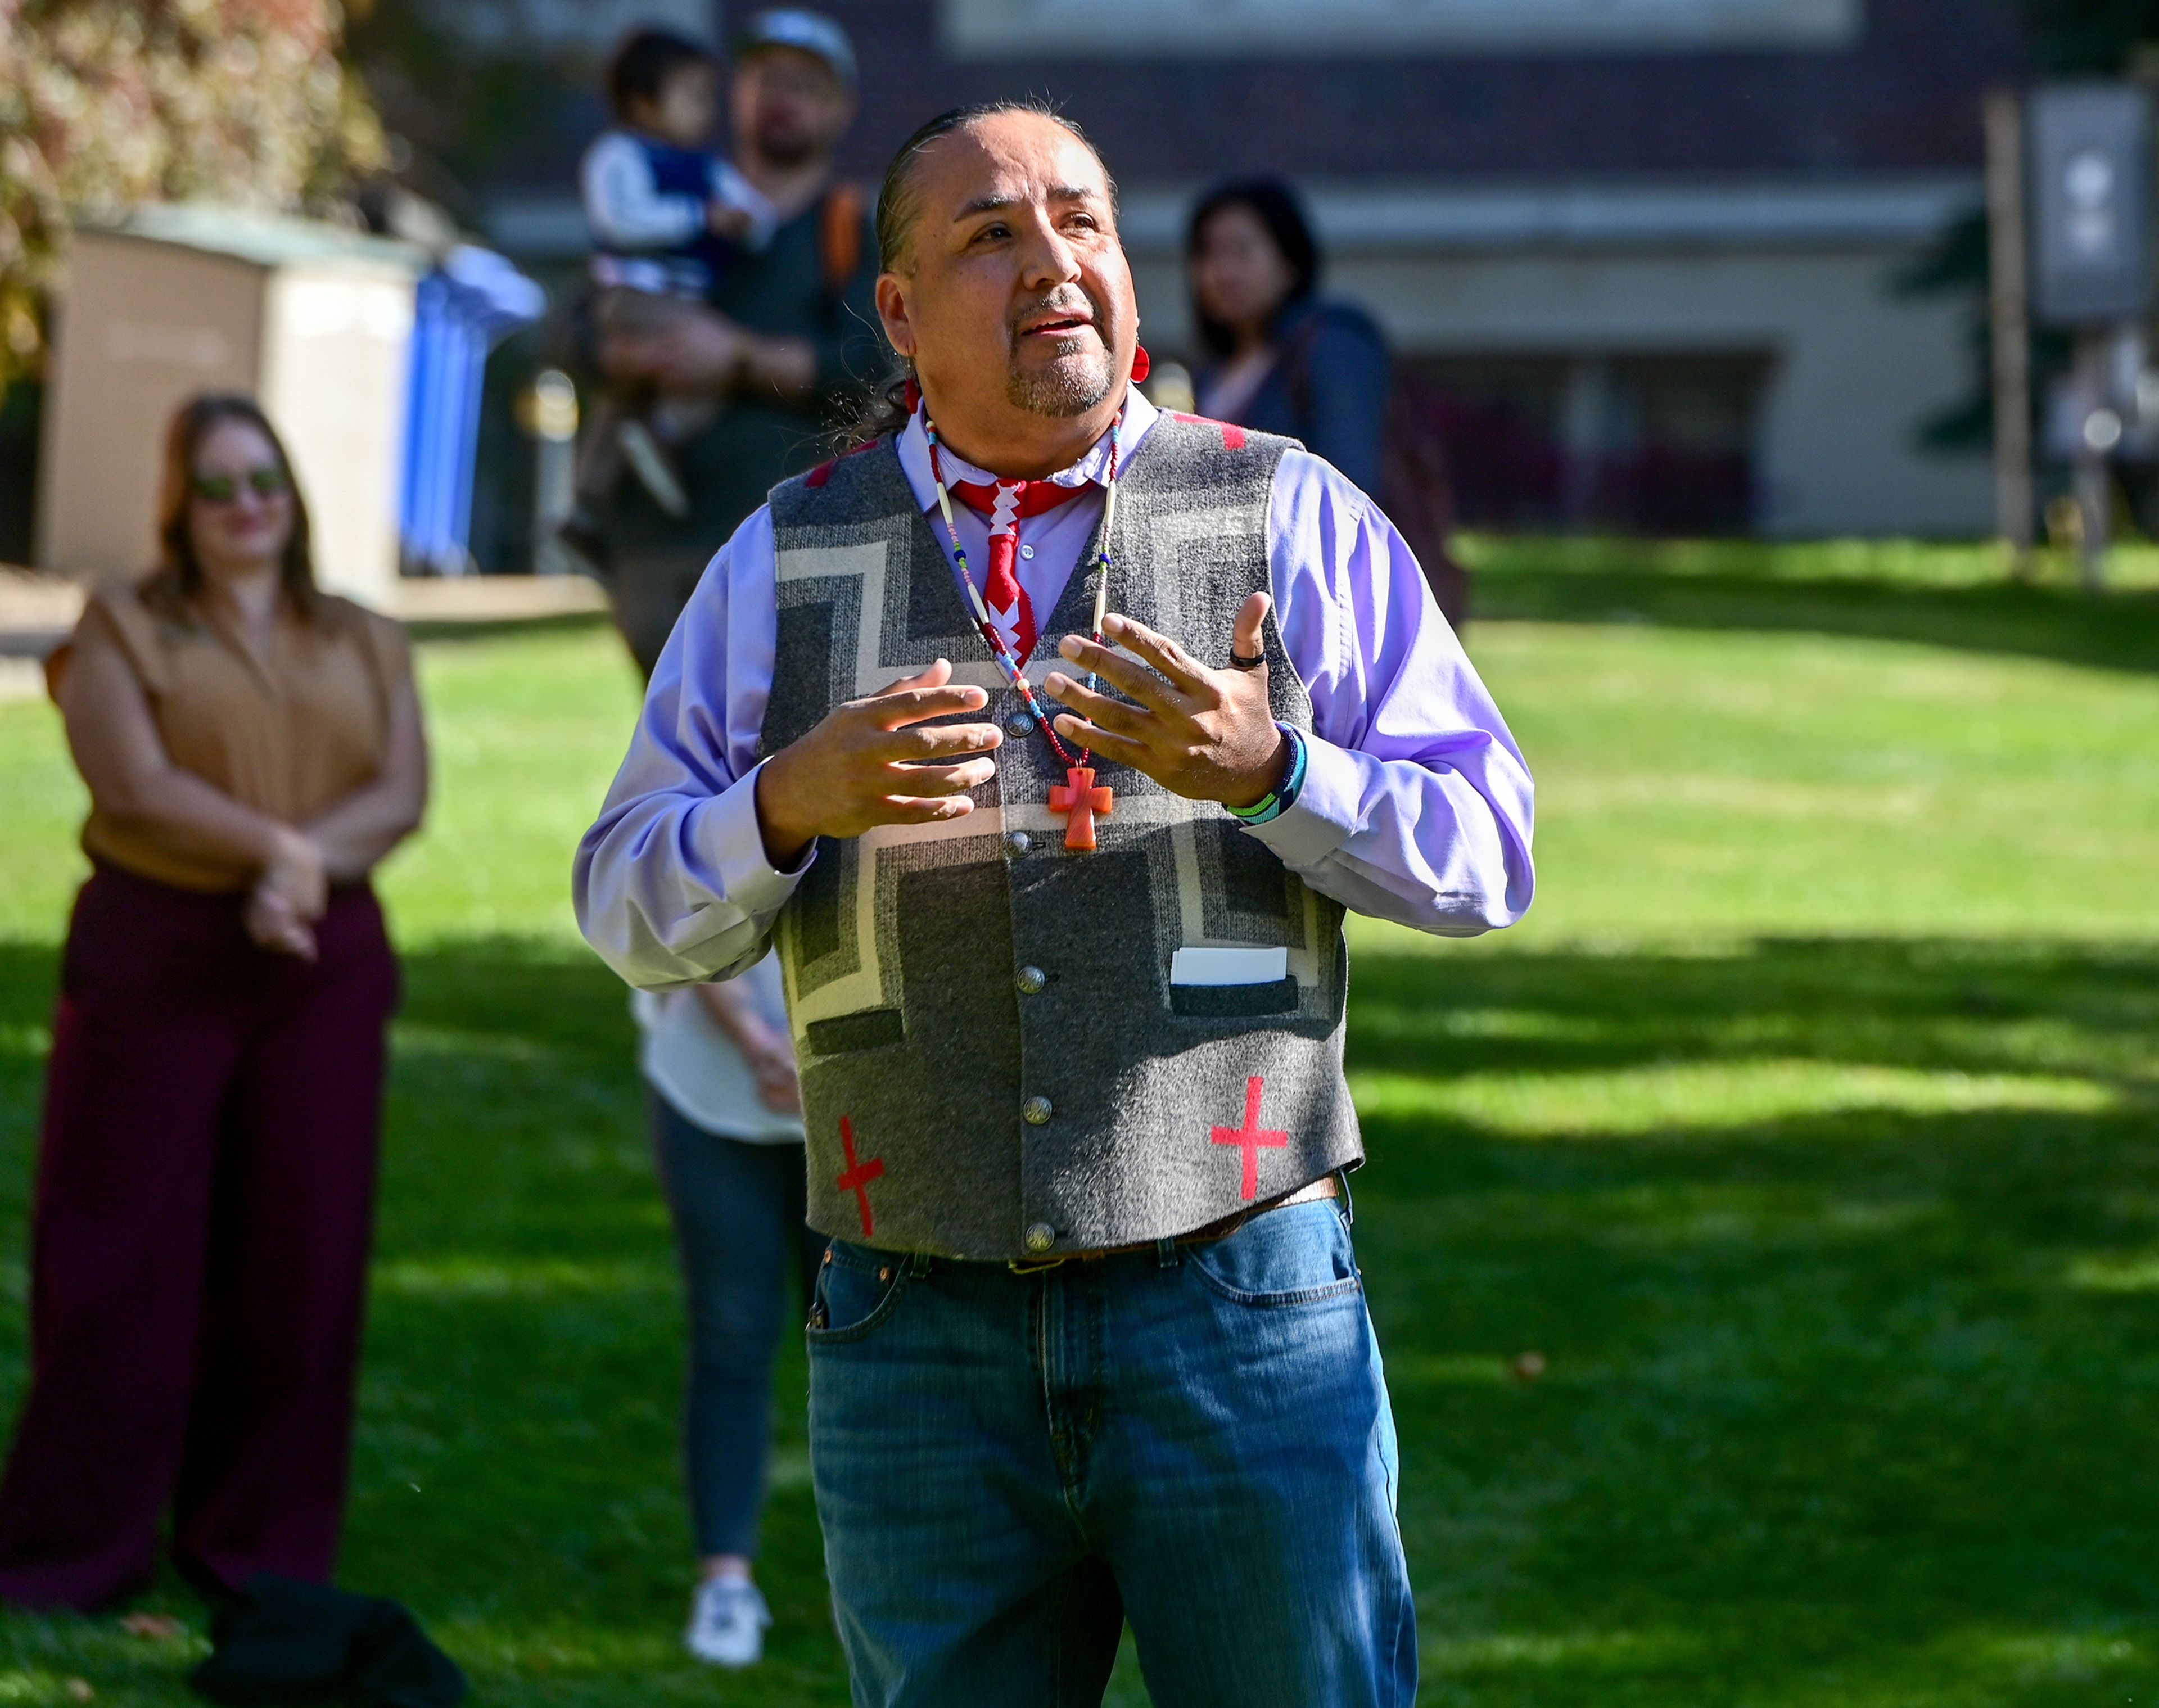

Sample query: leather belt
[1005,1174,1341,1275]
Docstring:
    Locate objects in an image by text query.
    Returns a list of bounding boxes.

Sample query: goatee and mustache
[1005,287,1119,419]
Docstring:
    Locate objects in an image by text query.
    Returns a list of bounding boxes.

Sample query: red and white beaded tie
[925,415,1124,851]
[942,475,1088,662]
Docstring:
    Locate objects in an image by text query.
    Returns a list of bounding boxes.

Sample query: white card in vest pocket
[1170,946,1290,987]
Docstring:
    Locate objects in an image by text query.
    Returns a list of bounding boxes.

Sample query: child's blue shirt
[581,128,775,297]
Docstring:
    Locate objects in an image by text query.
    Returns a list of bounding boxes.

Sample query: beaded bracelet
[1227,725,1308,827]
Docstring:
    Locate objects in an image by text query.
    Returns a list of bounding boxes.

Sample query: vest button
[1024,1222,1056,1253]
[1023,1095,1054,1125]
[1004,830,1032,856]
[1015,965,1047,995]
[1007,714,1034,738]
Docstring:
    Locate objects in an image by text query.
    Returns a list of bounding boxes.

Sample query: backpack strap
[819,180,866,296]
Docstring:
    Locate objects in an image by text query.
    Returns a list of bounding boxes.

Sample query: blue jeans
[806,1198,1416,1707]
[649,1092,823,1558]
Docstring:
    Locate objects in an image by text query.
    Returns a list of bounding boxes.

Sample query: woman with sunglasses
[0,394,428,1610]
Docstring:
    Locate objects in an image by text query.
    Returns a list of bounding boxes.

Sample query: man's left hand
[1045,592,1289,809]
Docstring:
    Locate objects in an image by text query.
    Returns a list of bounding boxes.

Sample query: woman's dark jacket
[1200,298,1391,494]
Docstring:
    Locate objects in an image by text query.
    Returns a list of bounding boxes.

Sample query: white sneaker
[685,1575,770,1668]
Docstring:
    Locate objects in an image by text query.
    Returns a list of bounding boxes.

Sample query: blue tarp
[399,246,545,576]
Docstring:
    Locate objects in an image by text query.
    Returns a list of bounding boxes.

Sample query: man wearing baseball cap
[585,8,880,679]
[573,7,882,1677]
[736,6,857,88]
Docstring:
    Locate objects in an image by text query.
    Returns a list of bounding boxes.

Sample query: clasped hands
[246,826,327,961]
[755,592,1290,868]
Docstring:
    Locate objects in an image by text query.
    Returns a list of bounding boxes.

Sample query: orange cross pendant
[1047,765,1114,851]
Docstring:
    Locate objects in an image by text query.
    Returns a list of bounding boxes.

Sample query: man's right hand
[755,659,1002,869]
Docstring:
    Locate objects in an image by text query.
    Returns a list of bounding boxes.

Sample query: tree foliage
[344,0,593,227]
[2026,0,2159,74]
[0,0,385,393]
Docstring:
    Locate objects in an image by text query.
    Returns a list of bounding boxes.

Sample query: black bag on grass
[188,1574,467,1708]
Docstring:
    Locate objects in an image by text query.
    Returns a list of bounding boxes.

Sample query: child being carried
[576,28,775,522]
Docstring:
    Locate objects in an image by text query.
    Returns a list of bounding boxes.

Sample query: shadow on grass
[2,932,2157,1704]
[1469,536,2159,676]
[400,611,616,648]
[1349,937,2159,1705]
[1348,936,2159,1086]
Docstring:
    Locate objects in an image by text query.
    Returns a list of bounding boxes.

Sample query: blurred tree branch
[343,0,594,231]
[2027,0,2159,75]
[0,0,385,396]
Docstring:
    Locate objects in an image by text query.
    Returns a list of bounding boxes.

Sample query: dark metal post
[1984,91,2034,575]
[2070,329,2115,588]
[523,369,579,575]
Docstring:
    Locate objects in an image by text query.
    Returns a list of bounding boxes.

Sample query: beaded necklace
[923,412,1123,850]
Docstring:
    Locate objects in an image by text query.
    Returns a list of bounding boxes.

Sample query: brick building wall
[475,0,2032,537]
[809,0,2023,188]
[482,0,2026,195]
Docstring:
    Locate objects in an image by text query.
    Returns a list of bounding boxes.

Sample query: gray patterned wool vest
[760,415,1361,1260]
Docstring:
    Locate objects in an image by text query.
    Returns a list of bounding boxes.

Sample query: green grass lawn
[2,545,2157,1705]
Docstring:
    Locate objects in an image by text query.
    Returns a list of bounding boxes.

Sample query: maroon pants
[0,864,399,1610]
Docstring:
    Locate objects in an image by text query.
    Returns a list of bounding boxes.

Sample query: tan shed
[35,205,424,608]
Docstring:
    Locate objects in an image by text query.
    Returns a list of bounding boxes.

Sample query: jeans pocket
[806,1240,910,1344]
[1187,1199,1363,1307]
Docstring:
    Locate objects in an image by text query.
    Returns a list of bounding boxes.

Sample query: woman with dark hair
[1187,177,1392,494]
[0,394,428,1610]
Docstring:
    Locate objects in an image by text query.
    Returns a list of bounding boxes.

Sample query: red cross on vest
[1047,765,1114,851]
[834,1115,884,1237]
[1211,1076,1288,1200]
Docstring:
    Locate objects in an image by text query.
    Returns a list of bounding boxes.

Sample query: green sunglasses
[191,466,290,504]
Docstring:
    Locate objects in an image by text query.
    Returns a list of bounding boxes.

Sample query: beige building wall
[1125,182,1994,537]
[1352,248,1986,537]
[35,233,265,582]
[259,268,415,607]
[37,218,417,607]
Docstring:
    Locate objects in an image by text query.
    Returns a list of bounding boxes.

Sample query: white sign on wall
[942,0,1860,56]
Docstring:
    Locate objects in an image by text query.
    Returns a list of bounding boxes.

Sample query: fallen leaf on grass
[1510,1350,1548,1383]
[64,1680,93,1702]
[120,1612,185,1640]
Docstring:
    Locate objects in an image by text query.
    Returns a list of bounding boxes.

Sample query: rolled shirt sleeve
[1250,449,1535,936]
[572,509,811,989]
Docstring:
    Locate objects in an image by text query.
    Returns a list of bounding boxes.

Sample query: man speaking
[576,102,1534,1707]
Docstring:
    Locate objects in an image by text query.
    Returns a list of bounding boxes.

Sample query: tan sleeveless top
[55,572,412,893]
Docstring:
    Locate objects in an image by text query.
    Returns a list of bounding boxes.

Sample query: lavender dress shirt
[574,387,1535,991]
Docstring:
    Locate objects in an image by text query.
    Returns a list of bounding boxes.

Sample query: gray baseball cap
[734,9,857,89]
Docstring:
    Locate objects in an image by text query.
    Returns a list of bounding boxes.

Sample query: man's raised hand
[755,659,1002,868]
[1045,592,1289,809]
